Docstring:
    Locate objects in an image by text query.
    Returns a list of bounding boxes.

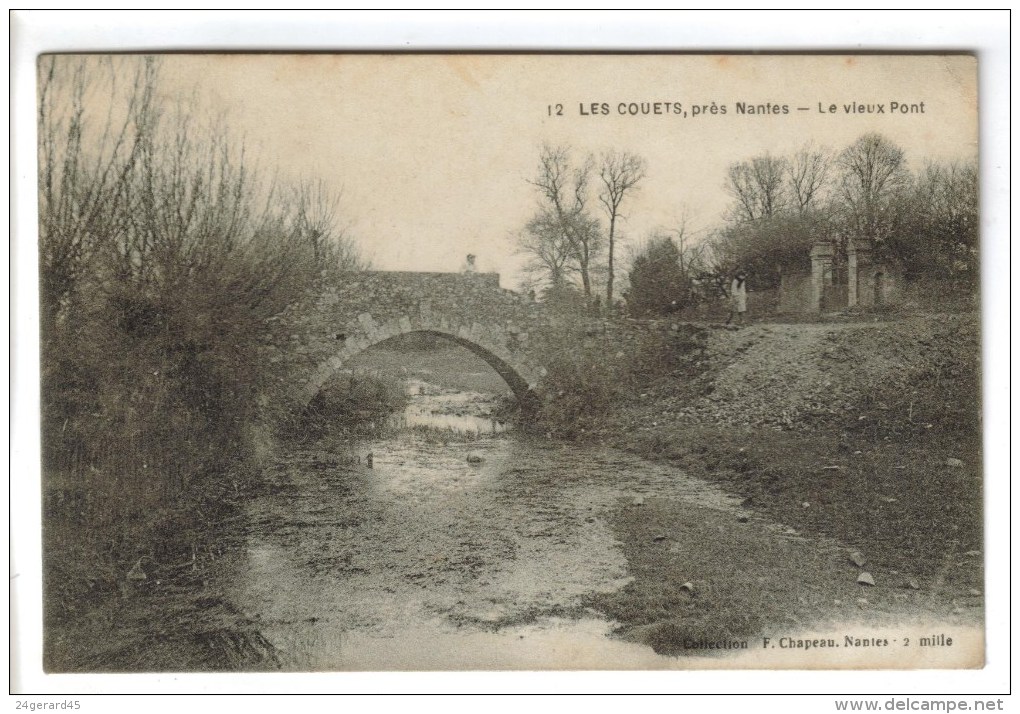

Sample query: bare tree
[292,180,367,272]
[516,208,577,294]
[597,150,646,311]
[530,144,602,300]
[664,214,713,283]
[725,153,789,222]
[885,158,978,281]
[786,144,833,212]
[836,132,909,241]
[38,55,158,326]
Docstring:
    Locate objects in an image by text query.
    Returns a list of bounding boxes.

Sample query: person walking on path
[727,270,748,325]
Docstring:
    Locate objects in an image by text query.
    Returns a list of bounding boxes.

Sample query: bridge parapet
[327,270,541,324]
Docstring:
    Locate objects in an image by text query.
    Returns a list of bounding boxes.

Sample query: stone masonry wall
[779,272,814,314]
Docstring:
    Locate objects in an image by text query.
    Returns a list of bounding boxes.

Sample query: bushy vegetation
[530,324,706,436]
[708,209,833,289]
[884,160,979,285]
[299,374,409,439]
[39,56,364,623]
[625,235,694,316]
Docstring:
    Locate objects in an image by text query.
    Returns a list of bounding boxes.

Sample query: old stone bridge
[265,271,550,408]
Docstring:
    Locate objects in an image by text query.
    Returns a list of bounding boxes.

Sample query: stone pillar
[810,241,834,312]
[848,239,872,307]
[847,242,859,307]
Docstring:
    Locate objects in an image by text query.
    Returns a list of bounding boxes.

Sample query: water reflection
[385,380,511,436]
[389,404,509,435]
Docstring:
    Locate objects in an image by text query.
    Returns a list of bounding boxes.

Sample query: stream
[224,383,745,670]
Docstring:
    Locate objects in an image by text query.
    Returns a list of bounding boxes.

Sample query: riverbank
[581,425,982,655]
[536,313,984,653]
[43,467,283,671]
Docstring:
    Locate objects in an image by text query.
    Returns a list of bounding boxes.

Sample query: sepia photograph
[10,12,1010,701]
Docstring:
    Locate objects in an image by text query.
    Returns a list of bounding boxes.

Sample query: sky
[139,55,975,289]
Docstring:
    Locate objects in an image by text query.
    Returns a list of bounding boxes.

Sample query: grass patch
[43,467,281,672]
[715,428,976,584]
[605,424,982,592]
[585,497,852,656]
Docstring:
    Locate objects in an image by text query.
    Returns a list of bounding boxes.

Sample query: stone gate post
[810,241,834,312]
[847,239,872,308]
[847,241,859,308]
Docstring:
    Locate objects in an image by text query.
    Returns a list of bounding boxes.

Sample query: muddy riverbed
[222,386,752,670]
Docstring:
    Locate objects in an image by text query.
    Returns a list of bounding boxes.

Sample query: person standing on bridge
[727,270,748,325]
[461,254,477,273]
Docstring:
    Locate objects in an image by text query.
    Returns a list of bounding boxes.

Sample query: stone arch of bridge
[295,313,545,409]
